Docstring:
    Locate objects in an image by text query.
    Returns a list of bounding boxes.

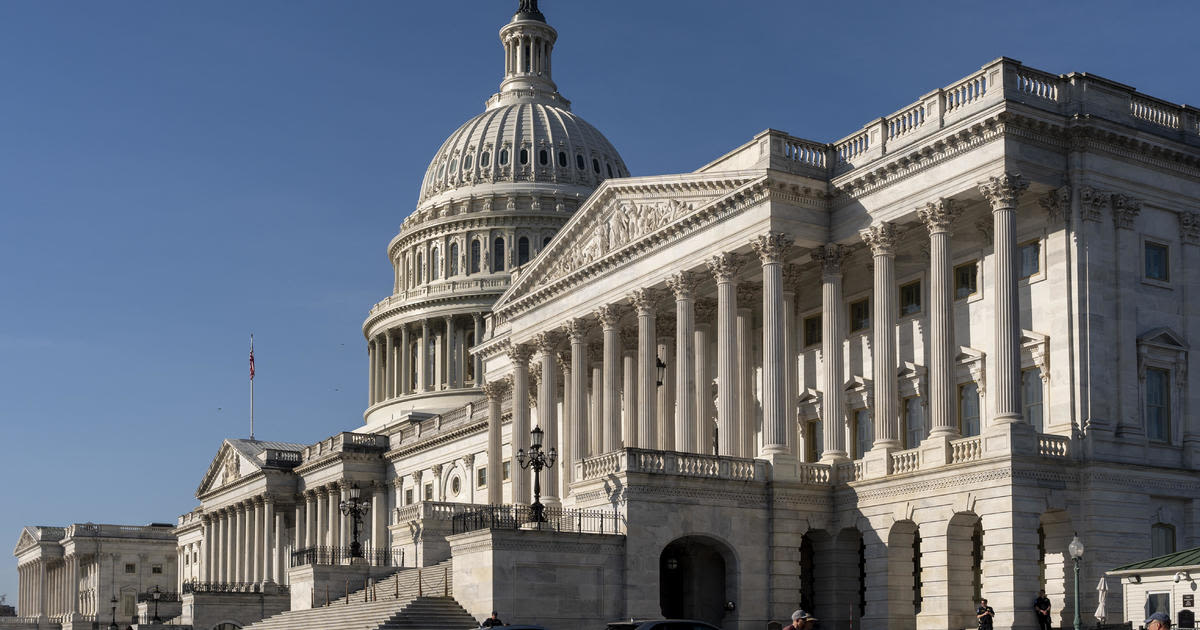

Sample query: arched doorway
[660,536,733,626]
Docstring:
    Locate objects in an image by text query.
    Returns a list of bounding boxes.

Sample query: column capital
[781,264,803,292]
[736,282,761,305]
[918,198,961,234]
[1181,211,1200,245]
[695,297,717,323]
[705,252,743,282]
[859,221,899,256]
[750,232,794,264]
[556,350,571,373]
[564,317,588,342]
[533,330,560,353]
[384,328,394,341]
[620,327,639,350]
[462,453,476,468]
[483,378,510,400]
[431,463,443,477]
[595,304,626,329]
[811,243,848,277]
[628,287,661,314]
[977,172,1028,210]
[472,312,483,323]
[1037,186,1071,225]
[666,270,700,299]
[1112,194,1143,230]
[235,503,246,513]
[508,343,535,365]
[655,313,677,340]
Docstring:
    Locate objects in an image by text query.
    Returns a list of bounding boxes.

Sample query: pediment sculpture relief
[544,199,693,284]
[221,452,240,486]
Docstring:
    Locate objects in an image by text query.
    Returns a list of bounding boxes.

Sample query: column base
[861,444,899,479]
[920,434,956,467]
[760,451,798,480]
[984,419,1038,457]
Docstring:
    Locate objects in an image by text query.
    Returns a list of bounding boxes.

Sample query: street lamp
[1069,532,1085,630]
[656,356,666,387]
[109,595,118,630]
[151,584,161,623]
[339,483,371,559]
[516,425,557,523]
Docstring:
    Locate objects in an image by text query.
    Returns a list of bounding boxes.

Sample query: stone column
[293,499,306,559]
[371,482,387,554]
[656,319,676,451]
[978,173,1029,425]
[707,253,742,456]
[305,492,318,549]
[695,299,716,454]
[589,342,604,456]
[736,293,755,459]
[249,500,261,582]
[919,199,962,439]
[484,378,508,505]
[69,554,78,614]
[400,325,411,396]
[668,272,699,453]
[814,244,849,461]
[274,513,285,585]
[234,504,246,582]
[418,319,429,393]
[367,339,377,406]
[630,289,659,449]
[566,319,589,469]
[535,333,560,505]
[315,487,329,547]
[201,517,212,582]
[337,486,349,548]
[217,510,227,581]
[473,314,485,384]
[782,265,801,457]
[597,305,623,453]
[37,559,45,617]
[384,330,395,400]
[443,315,453,389]
[752,233,794,465]
[509,345,533,504]
[621,328,638,448]
[263,498,275,583]
[861,222,901,449]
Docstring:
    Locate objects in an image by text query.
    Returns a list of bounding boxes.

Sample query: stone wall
[179,590,289,630]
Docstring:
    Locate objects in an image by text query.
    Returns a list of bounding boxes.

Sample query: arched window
[592,158,601,173]
[539,149,548,166]
[558,151,568,167]
[430,247,440,280]
[463,154,473,170]
[576,154,585,170]
[519,148,529,165]
[517,237,530,266]
[493,237,506,272]
[543,236,552,248]
[449,158,457,173]
[470,239,481,274]
[480,151,490,168]
[499,149,509,166]
[416,252,424,283]
[607,163,614,178]
[449,242,460,276]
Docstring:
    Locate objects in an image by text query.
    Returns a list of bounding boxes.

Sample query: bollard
[444,565,449,597]
[345,579,349,605]
[363,578,368,602]
[394,575,399,599]
[418,568,423,597]
[325,584,329,607]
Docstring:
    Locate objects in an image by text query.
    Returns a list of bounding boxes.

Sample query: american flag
[249,334,255,381]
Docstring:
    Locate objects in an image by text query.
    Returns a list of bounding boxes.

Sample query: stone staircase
[243,561,478,630]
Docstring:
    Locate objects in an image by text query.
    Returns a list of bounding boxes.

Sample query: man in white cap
[788,609,817,629]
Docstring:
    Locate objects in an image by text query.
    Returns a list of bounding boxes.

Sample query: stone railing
[834,460,863,483]
[64,523,174,540]
[394,501,479,524]
[1037,434,1070,459]
[302,432,389,461]
[368,276,511,316]
[890,448,921,474]
[950,436,983,464]
[577,448,768,483]
[796,462,833,485]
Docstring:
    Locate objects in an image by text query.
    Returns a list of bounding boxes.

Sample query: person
[976,598,995,630]
[788,609,818,629]
[1033,589,1052,630]
[480,610,504,627]
[1146,611,1172,629]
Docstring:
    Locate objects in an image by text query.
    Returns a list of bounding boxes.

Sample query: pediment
[1139,327,1188,351]
[13,528,37,555]
[196,441,261,498]
[495,172,768,316]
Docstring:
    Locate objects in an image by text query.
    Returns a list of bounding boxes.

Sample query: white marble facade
[13,3,1200,630]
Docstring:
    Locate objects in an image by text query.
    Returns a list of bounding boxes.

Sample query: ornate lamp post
[151,584,161,623]
[655,356,666,387]
[516,426,557,523]
[1069,532,1085,630]
[108,595,118,630]
[339,483,371,559]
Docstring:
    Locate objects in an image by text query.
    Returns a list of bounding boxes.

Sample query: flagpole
[250,333,255,441]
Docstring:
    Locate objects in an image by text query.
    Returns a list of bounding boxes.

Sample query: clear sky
[1,0,1196,602]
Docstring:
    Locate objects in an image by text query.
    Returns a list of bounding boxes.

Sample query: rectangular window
[954,261,978,299]
[1146,367,1171,442]
[899,281,922,316]
[853,409,872,459]
[152,564,163,575]
[803,315,822,347]
[477,467,487,488]
[849,299,870,333]
[1145,242,1169,282]
[805,420,822,462]
[959,383,980,437]
[502,461,511,481]
[1151,523,1177,557]
[903,397,925,449]
[1146,593,1171,620]
[125,563,136,574]
[423,484,433,501]
[1018,241,1040,279]
[404,488,414,505]
[1022,369,1044,432]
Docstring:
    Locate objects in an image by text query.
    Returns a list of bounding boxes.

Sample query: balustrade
[950,436,983,463]
[890,448,920,474]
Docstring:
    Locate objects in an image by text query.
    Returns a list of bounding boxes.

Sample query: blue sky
[1,0,1196,601]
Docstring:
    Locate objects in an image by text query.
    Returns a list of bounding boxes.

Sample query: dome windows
[430,247,441,280]
[449,158,458,173]
[493,237,506,272]
[470,239,482,274]
[539,149,548,166]
[607,163,614,178]
[557,151,567,167]
[576,154,585,170]
[449,242,460,276]
[437,162,445,179]
[499,149,510,166]
[518,237,530,266]
[592,158,601,174]
[463,154,473,170]
[543,236,552,248]
[519,148,529,165]
[480,151,490,168]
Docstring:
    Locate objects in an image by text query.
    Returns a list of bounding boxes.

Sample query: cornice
[385,417,494,461]
[363,291,504,334]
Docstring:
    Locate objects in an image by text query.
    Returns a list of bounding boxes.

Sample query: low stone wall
[180,590,290,630]
[447,527,626,628]
[134,600,182,625]
[287,563,396,611]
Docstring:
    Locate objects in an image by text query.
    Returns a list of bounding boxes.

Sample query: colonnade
[367,313,485,406]
[294,481,388,556]
[17,555,79,618]
[201,497,285,584]
[485,175,1033,489]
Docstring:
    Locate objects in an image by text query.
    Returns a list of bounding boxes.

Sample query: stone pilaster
[706,253,742,456]
[813,244,849,461]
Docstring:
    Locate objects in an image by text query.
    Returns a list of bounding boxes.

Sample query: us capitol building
[11,2,1200,629]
